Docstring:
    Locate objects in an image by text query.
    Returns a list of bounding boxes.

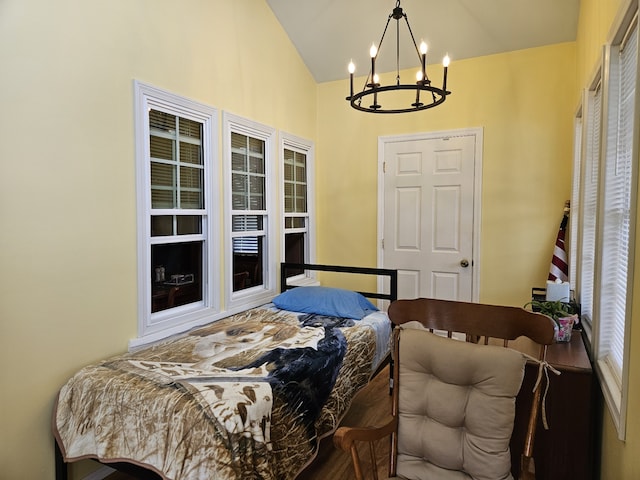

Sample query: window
[134,81,219,343]
[281,133,315,281]
[569,109,582,294]
[224,113,277,310]
[594,12,638,439]
[576,77,602,338]
[572,5,638,440]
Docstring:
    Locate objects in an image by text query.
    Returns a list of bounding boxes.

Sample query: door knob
[460,259,470,268]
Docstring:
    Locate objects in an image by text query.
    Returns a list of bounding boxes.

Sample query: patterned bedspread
[53,305,391,480]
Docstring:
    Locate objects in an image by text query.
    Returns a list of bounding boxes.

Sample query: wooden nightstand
[510,330,594,480]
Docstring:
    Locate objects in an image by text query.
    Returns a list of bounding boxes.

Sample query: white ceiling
[266,0,580,84]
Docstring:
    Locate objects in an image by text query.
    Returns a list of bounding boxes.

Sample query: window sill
[595,356,626,441]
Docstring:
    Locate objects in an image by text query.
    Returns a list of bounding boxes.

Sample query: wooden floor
[296,365,392,480]
[105,366,392,480]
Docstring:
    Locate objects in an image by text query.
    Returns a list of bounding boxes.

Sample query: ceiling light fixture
[346,0,451,114]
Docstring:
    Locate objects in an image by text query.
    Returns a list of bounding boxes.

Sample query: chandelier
[346,0,451,114]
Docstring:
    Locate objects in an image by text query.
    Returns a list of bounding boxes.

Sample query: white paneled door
[380,130,481,302]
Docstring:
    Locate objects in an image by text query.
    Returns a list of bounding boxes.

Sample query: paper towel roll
[546,280,570,302]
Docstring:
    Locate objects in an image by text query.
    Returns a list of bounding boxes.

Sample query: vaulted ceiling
[266,0,580,83]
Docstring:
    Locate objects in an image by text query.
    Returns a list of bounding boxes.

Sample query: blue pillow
[272,286,379,320]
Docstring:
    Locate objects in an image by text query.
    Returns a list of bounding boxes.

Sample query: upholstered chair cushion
[396,328,526,480]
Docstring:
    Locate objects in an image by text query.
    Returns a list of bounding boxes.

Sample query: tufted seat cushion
[395,328,526,480]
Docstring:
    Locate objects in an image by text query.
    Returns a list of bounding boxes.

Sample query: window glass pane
[232,152,246,171]
[232,215,263,232]
[249,137,264,154]
[296,184,307,212]
[249,176,265,209]
[284,183,294,211]
[231,132,246,150]
[151,163,176,209]
[179,117,202,140]
[579,86,601,323]
[179,166,203,209]
[151,216,173,236]
[179,166,202,190]
[232,194,247,210]
[151,188,175,209]
[151,161,175,186]
[180,141,202,165]
[284,150,294,181]
[249,156,264,174]
[232,173,248,210]
[233,236,263,291]
[151,241,203,313]
[150,135,174,160]
[285,232,305,277]
[284,217,305,229]
[177,215,202,235]
[296,160,306,181]
[149,110,176,132]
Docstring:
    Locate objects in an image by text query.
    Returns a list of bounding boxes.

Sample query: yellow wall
[576,1,640,478]
[316,43,577,307]
[0,1,316,478]
[3,0,636,478]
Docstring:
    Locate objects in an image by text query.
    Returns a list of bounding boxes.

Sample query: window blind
[569,114,583,288]
[578,83,602,326]
[599,20,638,379]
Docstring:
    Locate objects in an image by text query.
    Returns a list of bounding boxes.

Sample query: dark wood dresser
[511,330,594,480]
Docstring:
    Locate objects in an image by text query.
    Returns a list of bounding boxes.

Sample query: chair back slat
[388,298,555,358]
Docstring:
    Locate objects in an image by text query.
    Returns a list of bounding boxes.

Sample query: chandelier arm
[376,14,393,59]
[402,13,422,60]
[366,14,393,88]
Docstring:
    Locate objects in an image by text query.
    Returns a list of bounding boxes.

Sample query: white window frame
[572,0,638,440]
[574,71,603,343]
[223,112,277,311]
[133,81,220,346]
[280,132,316,285]
[594,3,638,441]
[569,105,582,296]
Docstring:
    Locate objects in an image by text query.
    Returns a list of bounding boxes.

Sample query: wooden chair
[333,298,556,480]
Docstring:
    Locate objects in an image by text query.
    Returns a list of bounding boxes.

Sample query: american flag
[548,202,570,282]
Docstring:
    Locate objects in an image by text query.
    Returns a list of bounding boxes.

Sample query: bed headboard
[280,262,398,302]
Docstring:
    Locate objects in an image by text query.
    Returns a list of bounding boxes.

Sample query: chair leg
[349,445,366,480]
[368,441,379,480]
[519,454,536,480]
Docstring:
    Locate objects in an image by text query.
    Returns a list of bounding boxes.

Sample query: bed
[53,263,397,480]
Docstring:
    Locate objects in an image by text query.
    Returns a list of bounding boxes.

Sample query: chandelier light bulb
[416,70,423,82]
[420,41,428,55]
[347,60,356,100]
[443,55,450,67]
[370,44,378,58]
